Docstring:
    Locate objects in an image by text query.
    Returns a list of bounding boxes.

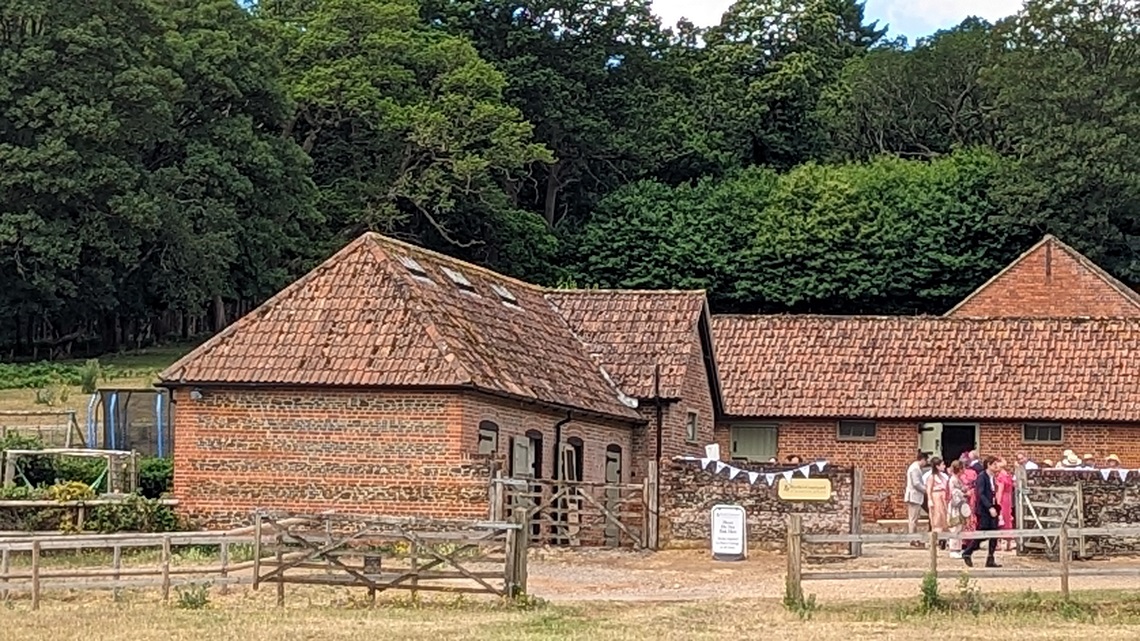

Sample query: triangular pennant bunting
[1101,469,1113,481]
[765,473,776,486]
[714,461,727,474]
[748,471,760,484]
[781,470,794,482]
[797,465,811,478]
[815,460,828,472]
[729,467,743,480]
[1117,469,1130,481]
[699,458,712,470]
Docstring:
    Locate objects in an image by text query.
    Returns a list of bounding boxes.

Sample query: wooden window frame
[477,420,499,455]
[729,424,778,462]
[837,420,877,442]
[1022,422,1063,444]
[685,410,699,443]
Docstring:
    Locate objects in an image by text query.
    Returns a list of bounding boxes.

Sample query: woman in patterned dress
[947,460,970,559]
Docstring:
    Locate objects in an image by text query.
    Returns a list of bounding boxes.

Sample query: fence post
[161,535,172,602]
[785,514,803,606]
[850,469,864,558]
[1,547,9,602]
[253,513,263,591]
[275,532,285,607]
[112,545,122,602]
[1059,526,1071,600]
[645,460,659,550]
[219,540,230,595]
[1015,466,1027,555]
[490,470,504,522]
[31,540,40,611]
[505,510,530,598]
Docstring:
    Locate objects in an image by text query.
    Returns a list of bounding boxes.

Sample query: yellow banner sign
[777,478,833,502]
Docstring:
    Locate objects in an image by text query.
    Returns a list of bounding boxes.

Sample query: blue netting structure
[85,388,172,458]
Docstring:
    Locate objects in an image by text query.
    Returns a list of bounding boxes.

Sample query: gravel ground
[526,543,1140,602]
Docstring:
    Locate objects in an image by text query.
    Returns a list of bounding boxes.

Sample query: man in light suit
[904,451,930,547]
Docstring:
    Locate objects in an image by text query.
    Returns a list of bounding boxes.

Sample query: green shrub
[79,359,101,394]
[919,571,945,613]
[138,457,174,498]
[86,494,181,533]
[175,583,211,610]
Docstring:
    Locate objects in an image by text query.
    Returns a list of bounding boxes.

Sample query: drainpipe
[552,411,572,481]
[654,364,663,463]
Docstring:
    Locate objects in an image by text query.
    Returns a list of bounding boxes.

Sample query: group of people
[904,450,1014,568]
[1019,449,1122,470]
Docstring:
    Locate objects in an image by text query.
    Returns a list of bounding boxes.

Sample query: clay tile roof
[160,233,641,421]
[546,290,708,399]
[712,315,1140,422]
[947,235,1140,317]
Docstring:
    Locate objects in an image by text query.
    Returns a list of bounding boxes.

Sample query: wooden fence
[784,514,1140,604]
[0,523,288,610]
[252,511,530,605]
[490,463,657,549]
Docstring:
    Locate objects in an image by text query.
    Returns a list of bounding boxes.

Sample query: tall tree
[265,0,554,274]
[988,0,1140,281]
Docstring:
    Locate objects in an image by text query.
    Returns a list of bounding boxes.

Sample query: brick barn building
[160,233,721,526]
[161,232,1140,525]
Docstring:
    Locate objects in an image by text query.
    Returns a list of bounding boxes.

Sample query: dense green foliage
[4,0,1139,356]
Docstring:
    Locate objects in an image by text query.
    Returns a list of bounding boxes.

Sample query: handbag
[957,503,971,519]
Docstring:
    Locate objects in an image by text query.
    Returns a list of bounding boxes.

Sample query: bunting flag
[1101,469,1113,481]
[674,454,831,486]
[1118,469,1131,481]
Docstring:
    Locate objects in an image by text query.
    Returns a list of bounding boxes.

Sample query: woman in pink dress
[959,459,979,555]
[995,457,1016,551]
[925,457,950,544]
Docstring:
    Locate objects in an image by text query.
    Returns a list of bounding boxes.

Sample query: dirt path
[526,544,1140,602]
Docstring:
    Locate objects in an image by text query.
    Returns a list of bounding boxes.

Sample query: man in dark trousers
[962,455,1001,568]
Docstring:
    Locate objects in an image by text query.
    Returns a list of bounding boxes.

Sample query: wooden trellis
[251,511,530,605]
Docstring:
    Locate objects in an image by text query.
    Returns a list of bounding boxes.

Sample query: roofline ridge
[548,288,708,295]
[364,232,545,293]
[159,233,377,382]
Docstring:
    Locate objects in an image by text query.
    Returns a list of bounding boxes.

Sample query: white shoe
[949,551,962,559]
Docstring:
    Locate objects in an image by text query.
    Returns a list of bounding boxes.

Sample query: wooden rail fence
[252,510,530,606]
[784,514,1140,604]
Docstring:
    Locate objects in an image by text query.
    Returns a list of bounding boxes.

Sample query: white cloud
[650,0,1026,36]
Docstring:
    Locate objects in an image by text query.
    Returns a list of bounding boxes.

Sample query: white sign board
[710,504,747,561]
[705,443,721,461]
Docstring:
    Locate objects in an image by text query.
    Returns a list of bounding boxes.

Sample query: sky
[651,0,1025,40]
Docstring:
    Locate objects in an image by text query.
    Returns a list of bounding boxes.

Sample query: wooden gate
[1015,469,1087,559]
[490,472,657,549]
[251,510,530,604]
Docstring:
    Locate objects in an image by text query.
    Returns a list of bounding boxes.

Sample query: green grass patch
[0,344,193,390]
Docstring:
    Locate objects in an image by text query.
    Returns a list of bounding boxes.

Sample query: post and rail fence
[784,513,1140,603]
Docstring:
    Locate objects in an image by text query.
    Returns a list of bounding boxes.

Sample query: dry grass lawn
[5,588,1140,641]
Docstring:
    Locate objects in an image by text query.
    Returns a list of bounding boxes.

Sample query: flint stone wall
[659,460,855,552]
[1026,469,1140,556]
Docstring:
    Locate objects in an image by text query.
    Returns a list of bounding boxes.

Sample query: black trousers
[963,515,998,558]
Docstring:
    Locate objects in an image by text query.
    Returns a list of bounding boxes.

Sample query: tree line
[2,0,1138,357]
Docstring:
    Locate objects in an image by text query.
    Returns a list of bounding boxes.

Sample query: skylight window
[490,283,519,306]
[440,266,476,292]
[398,255,429,279]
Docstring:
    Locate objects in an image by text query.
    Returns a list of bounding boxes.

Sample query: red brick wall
[171,387,490,527]
[458,393,635,484]
[633,327,718,480]
[714,418,1140,520]
[950,242,1140,317]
